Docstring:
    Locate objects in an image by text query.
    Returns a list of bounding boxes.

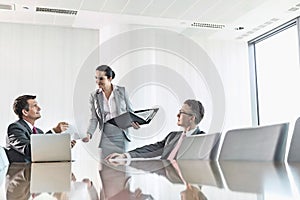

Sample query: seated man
[5,95,76,162]
[106,99,205,160]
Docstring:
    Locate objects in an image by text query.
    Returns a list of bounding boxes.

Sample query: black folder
[107,108,159,129]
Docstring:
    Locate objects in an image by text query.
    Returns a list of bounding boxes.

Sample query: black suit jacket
[128,127,205,159]
[5,119,44,163]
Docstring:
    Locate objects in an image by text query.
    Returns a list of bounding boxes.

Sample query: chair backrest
[0,146,9,169]
[0,146,9,186]
[177,132,221,160]
[288,117,300,162]
[219,123,289,161]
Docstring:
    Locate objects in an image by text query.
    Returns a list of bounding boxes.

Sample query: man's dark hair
[13,95,36,119]
[184,99,205,124]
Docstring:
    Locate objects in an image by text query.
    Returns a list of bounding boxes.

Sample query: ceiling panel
[1,0,300,40]
[121,0,152,15]
[12,12,35,24]
[179,0,212,20]
[181,27,218,38]
[57,0,82,10]
[35,0,60,8]
[80,0,106,12]
[199,0,269,24]
[54,15,76,26]
[141,0,176,17]
[0,11,16,23]
[34,13,55,25]
[161,0,199,19]
[101,0,128,13]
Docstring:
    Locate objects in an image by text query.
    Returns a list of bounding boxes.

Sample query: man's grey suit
[128,127,205,159]
[6,119,44,162]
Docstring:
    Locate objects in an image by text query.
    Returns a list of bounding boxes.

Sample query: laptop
[177,132,221,160]
[30,162,71,193]
[31,133,71,162]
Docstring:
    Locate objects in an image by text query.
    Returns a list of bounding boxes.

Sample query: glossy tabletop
[1,159,300,200]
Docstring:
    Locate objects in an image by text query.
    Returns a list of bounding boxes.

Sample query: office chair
[177,132,221,160]
[287,117,300,162]
[218,123,289,162]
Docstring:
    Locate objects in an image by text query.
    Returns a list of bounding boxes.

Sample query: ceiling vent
[0,3,15,10]
[36,7,77,15]
[191,22,225,29]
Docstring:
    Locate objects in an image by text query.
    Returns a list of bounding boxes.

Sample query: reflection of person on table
[5,95,76,163]
[106,159,207,200]
[53,173,99,200]
[170,160,207,200]
[106,99,205,160]
[82,65,140,158]
[181,184,207,200]
[5,163,31,200]
[99,163,153,200]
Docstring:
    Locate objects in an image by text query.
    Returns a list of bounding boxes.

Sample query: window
[249,20,300,125]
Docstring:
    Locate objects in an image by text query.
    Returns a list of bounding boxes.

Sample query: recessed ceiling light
[0,3,15,10]
[36,7,77,15]
[191,22,225,29]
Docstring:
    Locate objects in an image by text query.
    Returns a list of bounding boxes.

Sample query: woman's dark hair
[96,65,115,79]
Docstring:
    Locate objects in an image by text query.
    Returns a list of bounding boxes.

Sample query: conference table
[2,158,300,200]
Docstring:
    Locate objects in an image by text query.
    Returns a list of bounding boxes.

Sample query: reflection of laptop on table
[107,108,159,129]
[30,162,71,193]
[31,134,71,162]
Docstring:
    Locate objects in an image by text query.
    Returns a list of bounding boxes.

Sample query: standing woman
[82,65,140,158]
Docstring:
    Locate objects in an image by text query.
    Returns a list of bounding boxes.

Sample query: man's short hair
[184,99,205,124]
[13,95,36,119]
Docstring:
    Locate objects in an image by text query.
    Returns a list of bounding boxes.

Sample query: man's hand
[53,122,69,133]
[82,133,91,142]
[71,140,76,148]
[105,153,126,161]
[105,153,127,166]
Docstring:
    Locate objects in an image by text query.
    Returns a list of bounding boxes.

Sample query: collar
[185,126,199,137]
[22,119,34,130]
[98,84,115,93]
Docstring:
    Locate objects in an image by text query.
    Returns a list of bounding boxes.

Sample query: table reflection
[5,162,99,200]
[6,163,31,200]
[219,161,292,198]
[5,160,300,199]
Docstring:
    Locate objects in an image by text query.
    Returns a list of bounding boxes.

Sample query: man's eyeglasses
[95,76,107,81]
[178,111,194,116]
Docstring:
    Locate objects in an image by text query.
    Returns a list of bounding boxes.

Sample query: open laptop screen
[30,134,71,162]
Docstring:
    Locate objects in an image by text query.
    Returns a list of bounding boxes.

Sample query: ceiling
[1,0,300,40]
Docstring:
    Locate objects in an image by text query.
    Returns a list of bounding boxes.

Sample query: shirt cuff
[124,153,131,166]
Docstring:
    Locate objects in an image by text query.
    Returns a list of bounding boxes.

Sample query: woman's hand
[131,122,140,129]
[82,133,91,142]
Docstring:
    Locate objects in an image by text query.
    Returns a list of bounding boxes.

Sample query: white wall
[77,25,252,151]
[194,38,253,132]
[0,23,253,157]
[0,22,99,145]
